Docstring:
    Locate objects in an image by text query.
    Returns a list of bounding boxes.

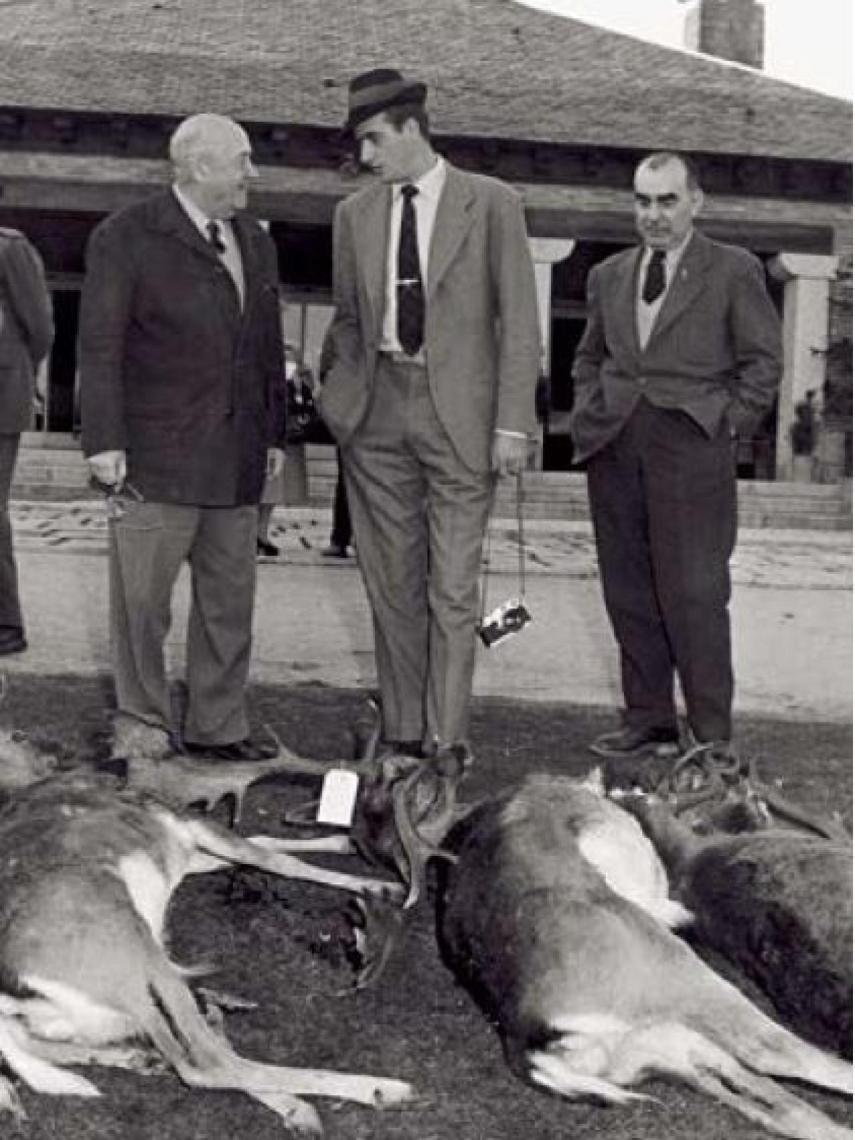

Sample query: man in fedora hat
[321,67,540,762]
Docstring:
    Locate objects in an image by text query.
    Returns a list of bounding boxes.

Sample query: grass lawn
[0,675,851,1140]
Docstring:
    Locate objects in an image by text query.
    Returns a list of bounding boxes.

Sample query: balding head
[169,113,256,219]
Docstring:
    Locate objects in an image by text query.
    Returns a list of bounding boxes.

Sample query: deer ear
[580,767,605,796]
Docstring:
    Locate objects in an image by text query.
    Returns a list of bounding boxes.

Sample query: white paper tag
[317,769,360,827]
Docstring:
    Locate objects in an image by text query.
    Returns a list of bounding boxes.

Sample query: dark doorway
[48,290,80,432]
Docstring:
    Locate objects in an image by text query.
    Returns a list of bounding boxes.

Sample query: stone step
[11,442,852,529]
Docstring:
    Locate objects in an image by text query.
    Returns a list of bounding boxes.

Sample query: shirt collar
[394,156,446,205]
[172,184,223,238]
[643,227,694,271]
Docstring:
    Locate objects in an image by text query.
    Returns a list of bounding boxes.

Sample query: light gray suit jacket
[321,162,540,472]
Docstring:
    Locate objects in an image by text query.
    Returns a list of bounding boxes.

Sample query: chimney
[684,0,765,70]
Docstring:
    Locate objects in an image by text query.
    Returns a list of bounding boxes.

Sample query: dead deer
[618,786,853,1060]
[357,759,852,1139]
[0,768,412,1134]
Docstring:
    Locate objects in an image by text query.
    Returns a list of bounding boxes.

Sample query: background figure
[789,389,818,483]
[571,151,781,765]
[324,454,353,558]
[318,327,352,558]
[257,342,303,558]
[80,112,286,763]
[0,228,54,656]
[321,68,540,760]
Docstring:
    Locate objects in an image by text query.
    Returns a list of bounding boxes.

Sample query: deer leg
[246,835,357,856]
[183,818,403,902]
[134,943,414,1131]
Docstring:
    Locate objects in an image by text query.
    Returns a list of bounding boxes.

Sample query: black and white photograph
[0,1,850,1137]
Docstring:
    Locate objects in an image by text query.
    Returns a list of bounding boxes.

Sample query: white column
[527,238,575,373]
[769,252,838,481]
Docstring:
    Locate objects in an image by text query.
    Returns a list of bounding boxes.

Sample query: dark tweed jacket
[79,190,286,505]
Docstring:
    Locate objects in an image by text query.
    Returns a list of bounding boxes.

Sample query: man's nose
[247,160,259,180]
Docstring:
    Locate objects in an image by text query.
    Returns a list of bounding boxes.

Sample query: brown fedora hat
[344,67,427,132]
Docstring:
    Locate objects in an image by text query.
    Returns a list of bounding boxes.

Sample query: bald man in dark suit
[571,152,781,764]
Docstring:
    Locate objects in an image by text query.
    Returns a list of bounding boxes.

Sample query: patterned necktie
[397,184,424,356]
[641,248,666,304]
[206,220,227,256]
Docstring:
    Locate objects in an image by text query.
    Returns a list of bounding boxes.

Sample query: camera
[477,598,532,648]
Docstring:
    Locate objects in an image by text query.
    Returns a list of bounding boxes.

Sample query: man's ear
[690,188,705,216]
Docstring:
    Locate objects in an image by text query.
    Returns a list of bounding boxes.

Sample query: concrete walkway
[6,500,852,723]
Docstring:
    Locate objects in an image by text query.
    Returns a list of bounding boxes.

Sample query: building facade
[0,0,850,482]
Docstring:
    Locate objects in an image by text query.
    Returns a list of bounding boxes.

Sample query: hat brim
[344,80,427,132]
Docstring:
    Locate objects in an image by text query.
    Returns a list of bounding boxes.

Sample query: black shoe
[184,737,279,763]
[589,724,680,760]
[257,539,279,558]
[0,631,27,656]
[387,739,424,759]
[321,542,350,558]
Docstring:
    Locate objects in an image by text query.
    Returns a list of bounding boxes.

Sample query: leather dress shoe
[0,630,27,656]
[256,539,279,558]
[589,723,680,760]
[184,737,279,763]
[321,542,351,558]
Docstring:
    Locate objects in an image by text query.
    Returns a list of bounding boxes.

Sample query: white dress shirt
[636,229,693,350]
[172,185,245,308]
[380,156,447,357]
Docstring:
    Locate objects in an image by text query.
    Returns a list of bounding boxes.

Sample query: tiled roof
[0,0,849,163]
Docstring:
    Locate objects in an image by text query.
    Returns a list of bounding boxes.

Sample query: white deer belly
[116,849,178,944]
[577,814,692,929]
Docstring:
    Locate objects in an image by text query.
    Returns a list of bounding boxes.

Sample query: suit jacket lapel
[232,215,263,317]
[646,231,710,347]
[613,247,643,359]
[149,192,242,322]
[427,164,476,298]
[355,183,391,341]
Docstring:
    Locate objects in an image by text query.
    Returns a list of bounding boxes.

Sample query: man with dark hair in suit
[571,151,782,764]
[322,68,540,762]
[80,112,286,763]
[0,229,53,655]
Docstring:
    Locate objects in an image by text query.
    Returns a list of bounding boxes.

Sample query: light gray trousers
[108,499,257,746]
[343,357,492,749]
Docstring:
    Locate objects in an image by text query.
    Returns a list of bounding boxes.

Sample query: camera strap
[479,470,527,625]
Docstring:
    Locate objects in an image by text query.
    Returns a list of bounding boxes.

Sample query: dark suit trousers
[0,433,23,633]
[108,500,257,745]
[342,357,492,748]
[331,448,352,548]
[586,399,737,742]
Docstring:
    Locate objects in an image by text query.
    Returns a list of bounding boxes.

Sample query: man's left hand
[267,447,285,478]
[491,432,528,477]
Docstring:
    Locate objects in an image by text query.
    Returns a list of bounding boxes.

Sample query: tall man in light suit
[322,69,540,759]
[571,152,782,763]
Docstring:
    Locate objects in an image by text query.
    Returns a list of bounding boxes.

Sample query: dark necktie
[641,249,666,304]
[397,184,424,356]
[207,220,227,256]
